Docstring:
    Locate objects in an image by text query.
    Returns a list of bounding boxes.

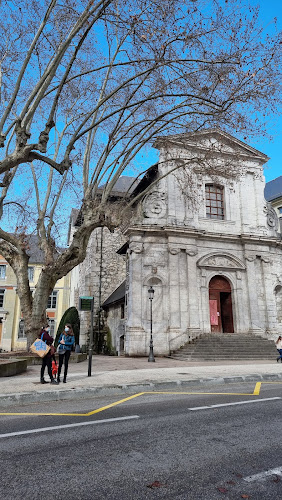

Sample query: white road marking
[0,415,139,439]
[189,397,281,411]
[244,466,282,482]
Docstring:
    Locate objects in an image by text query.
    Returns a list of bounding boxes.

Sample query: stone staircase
[169,334,278,361]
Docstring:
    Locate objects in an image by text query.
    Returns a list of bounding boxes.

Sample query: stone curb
[1,371,282,408]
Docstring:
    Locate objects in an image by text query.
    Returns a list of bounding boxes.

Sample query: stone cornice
[158,141,267,165]
[153,128,269,164]
[125,225,282,248]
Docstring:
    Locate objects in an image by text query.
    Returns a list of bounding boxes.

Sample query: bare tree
[0,0,280,346]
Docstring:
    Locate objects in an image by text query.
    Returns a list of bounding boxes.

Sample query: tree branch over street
[0,0,280,345]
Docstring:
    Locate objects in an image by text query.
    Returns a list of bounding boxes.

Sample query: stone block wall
[72,227,126,347]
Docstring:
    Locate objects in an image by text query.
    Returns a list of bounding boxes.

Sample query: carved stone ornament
[129,242,143,254]
[254,169,264,181]
[186,246,198,257]
[143,191,167,218]
[264,202,278,231]
[261,255,272,264]
[197,252,245,270]
[276,274,282,285]
[144,249,166,267]
[168,246,181,255]
[245,253,256,262]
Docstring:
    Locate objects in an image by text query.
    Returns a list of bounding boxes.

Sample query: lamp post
[148,286,155,362]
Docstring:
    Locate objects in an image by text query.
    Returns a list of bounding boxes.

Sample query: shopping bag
[30,338,51,358]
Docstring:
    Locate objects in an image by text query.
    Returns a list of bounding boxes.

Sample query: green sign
[79,296,94,311]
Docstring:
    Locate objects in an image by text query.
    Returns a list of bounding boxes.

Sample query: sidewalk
[1,355,282,408]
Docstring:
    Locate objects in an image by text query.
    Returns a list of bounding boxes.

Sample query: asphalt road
[1,381,282,499]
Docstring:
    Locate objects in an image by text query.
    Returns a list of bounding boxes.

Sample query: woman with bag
[57,324,75,383]
[40,326,58,384]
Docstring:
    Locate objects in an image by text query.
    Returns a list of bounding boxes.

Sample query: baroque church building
[70,129,282,356]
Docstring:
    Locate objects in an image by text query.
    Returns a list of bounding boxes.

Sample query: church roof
[102,281,125,308]
[71,167,158,227]
[153,128,269,162]
[97,176,138,197]
[110,176,138,194]
[264,176,282,202]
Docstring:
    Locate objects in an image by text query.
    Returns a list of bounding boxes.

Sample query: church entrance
[209,276,234,333]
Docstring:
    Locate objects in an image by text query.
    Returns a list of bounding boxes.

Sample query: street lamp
[148,286,155,362]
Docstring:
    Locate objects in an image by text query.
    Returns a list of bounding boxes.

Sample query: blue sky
[243,0,282,182]
[128,1,282,183]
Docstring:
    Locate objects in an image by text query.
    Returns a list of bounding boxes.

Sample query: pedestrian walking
[276,335,282,362]
[57,323,75,383]
[40,326,58,384]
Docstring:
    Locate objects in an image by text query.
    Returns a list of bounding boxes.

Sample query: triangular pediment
[153,128,269,163]
[197,252,245,270]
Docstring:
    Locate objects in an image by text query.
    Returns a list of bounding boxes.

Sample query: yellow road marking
[85,392,144,416]
[0,381,280,417]
[145,390,257,396]
[253,382,261,395]
[0,393,145,417]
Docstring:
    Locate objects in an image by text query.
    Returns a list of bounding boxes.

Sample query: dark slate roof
[111,176,138,194]
[98,176,138,196]
[14,235,64,264]
[27,235,45,263]
[102,281,126,308]
[73,168,159,228]
[265,176,282,202]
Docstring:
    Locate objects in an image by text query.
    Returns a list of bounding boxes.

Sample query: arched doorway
[209,276,234,333]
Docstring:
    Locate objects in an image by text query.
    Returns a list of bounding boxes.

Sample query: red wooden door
[209,291,221,333]
[209,276,234,333]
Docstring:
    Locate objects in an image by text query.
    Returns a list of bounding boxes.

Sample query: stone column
[179,250,189,333]
[234,271,248,333]
[260,256,277,334]
[186,247,202,339]
[245,254,262,334]
[168,246,181,331]
[199,269,210,334]
[126,242,144,356]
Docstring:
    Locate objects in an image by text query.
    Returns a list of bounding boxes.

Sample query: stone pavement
[1,355,282,408]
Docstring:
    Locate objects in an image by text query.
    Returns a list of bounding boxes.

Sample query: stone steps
[170,334,278,361]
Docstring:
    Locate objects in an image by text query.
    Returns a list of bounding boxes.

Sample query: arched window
[205,184,224,220]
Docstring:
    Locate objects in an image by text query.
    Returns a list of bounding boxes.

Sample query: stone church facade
[71,129,282,356]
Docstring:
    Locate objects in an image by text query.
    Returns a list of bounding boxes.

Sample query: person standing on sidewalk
[276,336,282,362]
[57,324,75,383]
[40,326,58,384]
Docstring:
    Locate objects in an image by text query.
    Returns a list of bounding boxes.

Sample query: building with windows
[70,129,282,356]
[0,236,71,351]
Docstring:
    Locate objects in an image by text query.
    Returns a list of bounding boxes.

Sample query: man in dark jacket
[40,326,58,384]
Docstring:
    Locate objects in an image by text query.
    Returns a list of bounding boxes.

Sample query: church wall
[124,133,282,356]
[71,132,282,356]
[125,228,282,356]
[69,226,126,349]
